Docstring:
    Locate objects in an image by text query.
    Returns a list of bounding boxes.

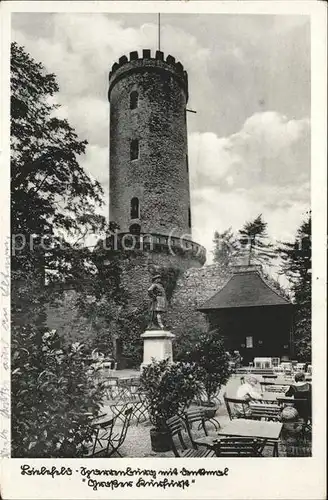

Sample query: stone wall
[116,250,205,307]
[45,261,230,360]
[166,263,231,338]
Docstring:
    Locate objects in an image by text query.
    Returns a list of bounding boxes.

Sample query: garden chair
[85,414,116,457]
[107,407,133,457]
[166,416,215,457]
[184,408,218,450]
[285,444,311,457]
[223,392,250,420]
[92,407,133,457]
[134,391,150,425]
[261,383,287,393]
[116,378,138,401]
[248,401,282,421]
[213,437,266,457]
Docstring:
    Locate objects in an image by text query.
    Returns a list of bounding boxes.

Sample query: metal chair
[85,414,116,457]
[88,408,133,457]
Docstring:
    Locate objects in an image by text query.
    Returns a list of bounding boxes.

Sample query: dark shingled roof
[198,271,291,311]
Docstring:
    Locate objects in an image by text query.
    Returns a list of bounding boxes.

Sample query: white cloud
[189,111,310,262]
[12,14,310,263]
[79,144,108,187]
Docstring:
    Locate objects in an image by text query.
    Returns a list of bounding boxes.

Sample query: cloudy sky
[12,12,311,263]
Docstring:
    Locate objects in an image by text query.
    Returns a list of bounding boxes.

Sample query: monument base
[140,330,175,370]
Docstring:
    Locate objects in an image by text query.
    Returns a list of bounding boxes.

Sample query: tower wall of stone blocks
[108,49,192,240]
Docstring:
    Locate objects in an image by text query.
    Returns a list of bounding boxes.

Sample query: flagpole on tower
[158,13,161,51]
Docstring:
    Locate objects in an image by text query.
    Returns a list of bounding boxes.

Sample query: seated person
[285,371,312,421]
[233,375,263,417]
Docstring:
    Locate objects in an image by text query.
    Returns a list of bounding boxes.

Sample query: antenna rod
[158,13,161,51]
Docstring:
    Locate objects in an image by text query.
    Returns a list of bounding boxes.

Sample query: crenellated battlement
[108,49,188,100]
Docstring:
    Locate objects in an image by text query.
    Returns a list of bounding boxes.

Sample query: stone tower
[108,49,206,269]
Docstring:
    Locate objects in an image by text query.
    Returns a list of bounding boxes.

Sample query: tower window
[130,91,138,110]
[188,207,192,228]
[186,154,189,173]
[246,336,253,349]
[130,139,139,160]
[130,197,140,219]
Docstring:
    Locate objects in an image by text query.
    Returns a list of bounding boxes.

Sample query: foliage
[11,328,104,458]
[278,213,311,361]
[11,42,106,279]
[212,227,238,267]
[140,359,201,431]
[116,301,149,366]
[261,270,291,302]
[238,214,276,266]
[160,266,182,303]
[179,330,231,403]
[10,44,110,458]
[212,217,276,269]
[174,326,207,362]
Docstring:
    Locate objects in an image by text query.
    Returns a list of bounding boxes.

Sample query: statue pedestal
[140,330,175,370]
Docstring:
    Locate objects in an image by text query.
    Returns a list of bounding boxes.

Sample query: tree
[11,42,106,280]
[10,44,110,457]
[178,330,231,405]
[279,213,311,361]
[238,214,276,266]
[212,227,238,267]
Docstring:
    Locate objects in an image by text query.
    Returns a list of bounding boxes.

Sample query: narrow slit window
[188,207,192,228]
[130,139,139,160]
[246,336,253,349]
[130,197,139,219]
[186,154,189,173]
[130,91,138,110]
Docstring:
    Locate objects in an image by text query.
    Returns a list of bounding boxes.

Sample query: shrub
[180,330,231,404]
[11,327,104,457]
[174,326,207,361]
[140,359,201,431]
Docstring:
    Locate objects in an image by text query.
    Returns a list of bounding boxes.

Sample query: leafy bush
[179,330,231,404]
[140,359,201,431]
[11,327,104,458]
[174,326,207,362]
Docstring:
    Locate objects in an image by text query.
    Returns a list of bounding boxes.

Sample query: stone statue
[147,275,167,330]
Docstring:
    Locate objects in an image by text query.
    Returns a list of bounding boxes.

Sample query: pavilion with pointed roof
[198,264,294,364]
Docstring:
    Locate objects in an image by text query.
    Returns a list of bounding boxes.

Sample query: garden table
[276,396,301,408]
[217,418,283,456]
[260,379,291,386]
[262,374,278,380]
[261,391,283,401]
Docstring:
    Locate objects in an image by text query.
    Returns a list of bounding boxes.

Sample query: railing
[100,232,206,264]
